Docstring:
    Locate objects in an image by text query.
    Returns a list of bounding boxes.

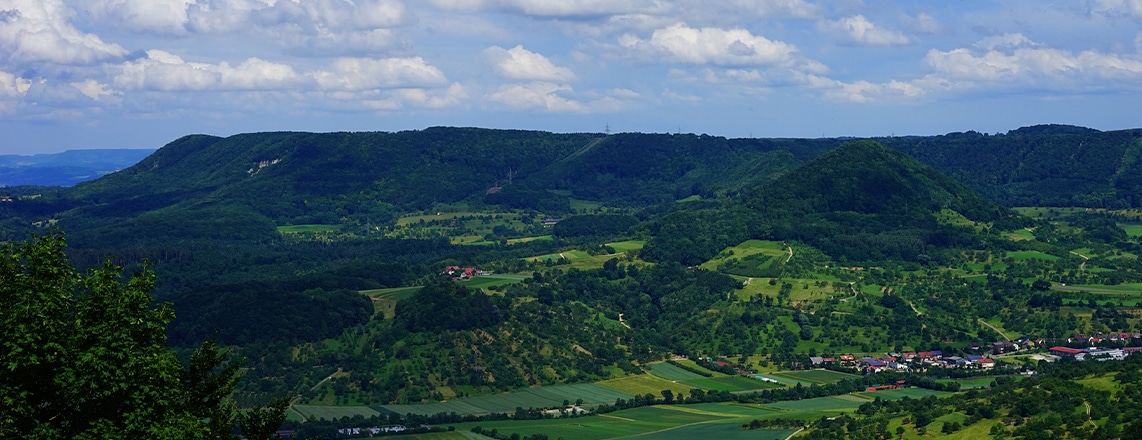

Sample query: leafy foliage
[0,233,282,439]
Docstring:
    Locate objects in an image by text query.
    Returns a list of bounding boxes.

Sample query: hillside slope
[641,140,1020,265]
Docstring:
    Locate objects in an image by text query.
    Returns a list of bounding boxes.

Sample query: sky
[2,0,1142,154]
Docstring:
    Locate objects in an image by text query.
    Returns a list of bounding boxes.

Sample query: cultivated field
[291,404,380,421]
[765,395,870,412]
[622,423,795,440]
[446,405,763,440]
[374,384,632,416]
[769,369,859,385]
[277,224,343,234]
[596,374,690,398]
[645,362,705,381]
[679,376,781,392]
[524,240,646,271]
[853,388,949,400]
[360,286,420,318]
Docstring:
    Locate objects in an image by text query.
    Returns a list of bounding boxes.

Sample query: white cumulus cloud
[974,33,1038,51]
[0,69,30,112]
[313,57,447,91]
[486,81,585,112]
[429,0,668,18]
[484,45,575,82]
[902,12,942,35]
[69,78,117,101]
[619,23,800,67]
[0,0,128,66]
[819,15,910,46]
[1091,0,1142,18]
[114,49,303,91]
[74,0,195,35]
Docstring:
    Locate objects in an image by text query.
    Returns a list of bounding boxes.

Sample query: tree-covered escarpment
[640,140,1023,266]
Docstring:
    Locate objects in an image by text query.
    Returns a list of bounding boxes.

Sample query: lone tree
[0,233,285,439]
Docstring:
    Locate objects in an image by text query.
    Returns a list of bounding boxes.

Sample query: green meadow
[277,224,343,233]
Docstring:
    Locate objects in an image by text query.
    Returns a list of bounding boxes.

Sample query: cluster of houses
[811,351,997,373]
[442,265,487,280]
[1066,332,1142,344]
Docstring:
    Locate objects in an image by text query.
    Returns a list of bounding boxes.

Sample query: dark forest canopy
[3,124,1141,247]
[640,140,1021,266]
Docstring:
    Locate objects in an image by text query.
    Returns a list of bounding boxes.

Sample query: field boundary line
[598,413,636,421]
[615,419,724,439]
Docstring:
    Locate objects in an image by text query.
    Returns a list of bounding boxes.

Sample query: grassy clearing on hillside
[765,395,867,412]
[465,235,556,246]
[853,388,949,400]
[361,286,421,318]
[1005,228,1035,241]
[291,405,380,421]
[523,243,645,271]
[459,274,530,290]
[1076,375,1120,396]
[732,277,847,303]
[668,359,727,377]
[1006,250,1060,261]
[1120,223,1142,238]
[277,224,343,233]
[596,374,690,398]
[936,377,998,389]
[645,362,705,381]
[700,240,789,277]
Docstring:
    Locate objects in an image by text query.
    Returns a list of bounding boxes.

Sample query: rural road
[977,319,1010,341]
[1070,251,1090,271]
[289,368,344,422]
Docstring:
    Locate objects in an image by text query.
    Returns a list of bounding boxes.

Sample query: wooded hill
[5,125,1142,432]
[0,125,1136,244]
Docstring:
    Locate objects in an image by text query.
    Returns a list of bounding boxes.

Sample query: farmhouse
[442,265,487,280]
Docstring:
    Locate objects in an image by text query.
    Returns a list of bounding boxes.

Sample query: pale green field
[291,404,380,421]
[277,224,343,233]
[699,240,788,272]
[360,286,421,318]
[448,405,728,440]
[596,374,691,398]
[465,235,555,246]
[397,212,520,226]
[645,362,705,381]
[678,376,780,392]
[1121,223,1142,237]
[1005,228,1035,241]
[375,384,632,417]
[524,241,646,271]
[1005,250,1060,261]
[1076,375,1120,396]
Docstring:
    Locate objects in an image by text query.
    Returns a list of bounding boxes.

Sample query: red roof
[1050,346,1084,355]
